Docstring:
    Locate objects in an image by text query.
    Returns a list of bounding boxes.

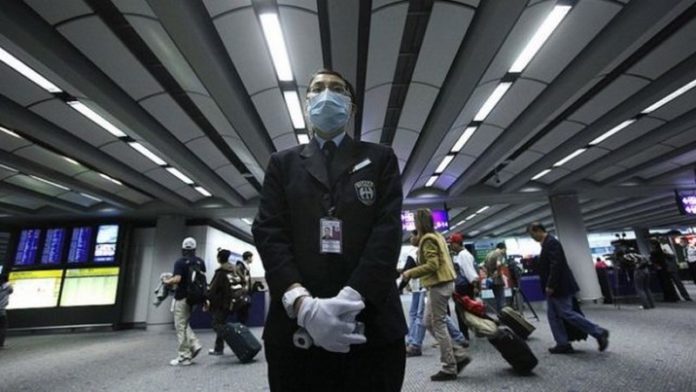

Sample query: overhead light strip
[79,192,102,202]
[426,175,439,187]
[128,142,167,166]
[451,126,477,153]
[0,164,19,172]
[509,4,573,73]
[466,213,477,220]
[531,169,552,181]
[194,186,212,197]
[0,126,22,139]
[473,82,513,122]
[67,101,128,138]
[259,13,294,81]
[476,206,490,214]
[30,175,69,191]
[435,155,456,174]
[589,119,636,145]
[0,46,63,93]
[641,78,696,114]
[99,173,123,186]
[283,90,306,129]
[297,134,310,145]
[553,148,586,167]
[166,167,194,185]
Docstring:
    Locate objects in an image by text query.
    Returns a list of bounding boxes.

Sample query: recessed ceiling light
[435,155,455,174]
[509,5,573,73]
[30,175,69,190]
[67,101,128,138]
[0,164,18,172]
[79,192,102,202]
[553,148,586,167]
[297,134,310,144]
[99,173,123,186]
[426,175,438,187]
[128,142,166,166]
[0,46,63,93]
[166,167,194,185]
[466,213,477,220]
[531,169,552,180]
[259,13,294,81]
[476,206,490,214]
[451,127,477,153]
[63,156,80,165]
[0,126,22,138]
[474,82,512,122]
[589,119,636,145]
[641,78,696,114]
[194,186,212,197]
[283,91,305,129]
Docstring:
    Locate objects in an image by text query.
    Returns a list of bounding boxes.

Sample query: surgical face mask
[306,90,352,137]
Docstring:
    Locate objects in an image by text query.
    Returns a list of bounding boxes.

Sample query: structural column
[632,227,652,257]
[549,194,602,300]
[146,215,187,331]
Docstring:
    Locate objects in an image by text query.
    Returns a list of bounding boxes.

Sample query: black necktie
[323,140,337,166]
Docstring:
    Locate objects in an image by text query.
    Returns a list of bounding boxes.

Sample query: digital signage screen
[93,225,119,263]
[400,209,449,232]
[59,267,119,307]
[7,270,63,309]
[40,228,66,265]
[14,229,42,266]
[675,189,696,215]
[68,227,93,264]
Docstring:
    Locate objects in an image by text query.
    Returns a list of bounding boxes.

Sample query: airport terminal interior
[1,0,696,391]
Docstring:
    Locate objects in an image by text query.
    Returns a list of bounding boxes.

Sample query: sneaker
[191,345,203,359]
[548,344,574,354]
[208,349,223,356]
[405,346,422,357]
[169,357,192,366]
[456,356,472,374]
[597,329,610,352]
[430,371,457,381]
[456,339,470,348]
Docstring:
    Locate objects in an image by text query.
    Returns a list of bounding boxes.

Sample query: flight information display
[94,225,119,263]
[68,227,93,264]
[14,229,42,266]
[60,267,120,307]
[7,269,62,309]
[40,228,66,265]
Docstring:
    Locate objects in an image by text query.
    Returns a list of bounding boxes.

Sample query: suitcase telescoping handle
[293,322,365,349]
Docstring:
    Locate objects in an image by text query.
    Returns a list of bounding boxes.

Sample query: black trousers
[265,340,405,392]
[0,314,7,347]
[211,309,228,352]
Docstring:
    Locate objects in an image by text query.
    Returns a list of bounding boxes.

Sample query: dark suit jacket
[252,135,407,347]
[538,234,579,297]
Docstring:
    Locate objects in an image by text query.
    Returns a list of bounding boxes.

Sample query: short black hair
[307,69,356,106]
[496,242,506,250]
[217,249,231,263]
[242,251,253,261]
[527,222,546,233]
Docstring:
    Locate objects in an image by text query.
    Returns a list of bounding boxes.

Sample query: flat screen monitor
[40,228,66,265]
[6,270,62,309]
[400,209,449,232]
[59,267,119,307]
[14,229,42,266]
[93,225,119,263]
[68,227,93,264]
[675,189,696,215]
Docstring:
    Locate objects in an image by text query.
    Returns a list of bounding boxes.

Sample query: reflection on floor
[1,284,695,392]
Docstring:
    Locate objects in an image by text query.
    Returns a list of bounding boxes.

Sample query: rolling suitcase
[488,326,538,374]
[222,322,262,363]
[498,306,535,340]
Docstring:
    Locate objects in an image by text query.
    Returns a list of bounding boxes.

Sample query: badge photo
[354,180,376,206]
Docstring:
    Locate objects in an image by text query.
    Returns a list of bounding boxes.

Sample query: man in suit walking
[527,222,609,354]
[252,69,407,391]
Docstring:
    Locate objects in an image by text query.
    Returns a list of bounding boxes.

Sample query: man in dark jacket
[206,248,237,356]
[527,222,609,354]
[252,69,407,391]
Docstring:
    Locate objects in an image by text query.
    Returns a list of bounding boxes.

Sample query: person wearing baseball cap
[449,233,479,335]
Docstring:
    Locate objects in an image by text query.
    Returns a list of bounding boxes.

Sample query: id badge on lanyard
[319,215,343,254]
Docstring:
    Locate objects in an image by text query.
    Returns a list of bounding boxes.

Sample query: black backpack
[453,262,470,295]
[185,257,207,306]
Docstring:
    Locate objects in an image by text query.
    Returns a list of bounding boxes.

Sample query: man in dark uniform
[527,222,610,354]
[252,69,407,391]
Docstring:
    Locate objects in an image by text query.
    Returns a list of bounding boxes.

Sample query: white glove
[335,286,364,323]
[297,296,366,353]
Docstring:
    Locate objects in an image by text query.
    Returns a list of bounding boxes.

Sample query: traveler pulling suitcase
[488,326,538,374]
[222,322,262,363]
[498,306,535,339]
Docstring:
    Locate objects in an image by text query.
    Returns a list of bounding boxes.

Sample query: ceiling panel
[535,167,572,184]
[568,75,650,124]
[365,3,408,89]
[457,125,504,159]
[216,165,248,188]
[100,142,159,174]
[504,150,545,175]
[5,174,68,197]
[25,0,92,25]
[57,16,163,101]
[0,64,53,106]
[271,132,299,152]
[112,0,157,17]
[250,89,294,140]
[28,100,118,147]
[74,171,130,194]
[144,167,190,192]
[561,147,610,172]
[13,145,89,177]
[186,137,229,170]
[203,0,252,18]
[278,0,316,12]
[235,184,259,200]
[486,79,547,129]
[628,18,696,80]
[0,132,32,152]
[176,185,204,202]
[279,6,322,89]
[0,194,44,210]
[360,84,392,143]
[391,129,419,169]
[529,121,585,154]
[647,88,696,121]
[139,94,204,143]
[661,126,696,148]
[599,117,665,151]
[617,144,674,169]
[397,84,439,134]
[58,192,100,208]
[588,165,627,182]
[115,188,151,205]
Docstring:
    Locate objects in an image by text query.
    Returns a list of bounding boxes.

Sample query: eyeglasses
[307,83,351,97]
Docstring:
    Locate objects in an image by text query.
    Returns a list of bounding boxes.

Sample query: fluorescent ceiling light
[242,218,253,225]
[531,169,552,181]
[456,220,465,226]
[0,46,63,93]
[473,82,512,122]
[435,155,455,174]
[589,119,636,145]
[30,175,69,190]
[553,148,586,167]
[469,230,480,236]
[67,101,128,138]
[99,173,122,186]
[0,126,22,138]
[283,91,305,129]
[194,186,212,197]
[509,5,572,73]
[129,142,166,166]
[641,78,696,114]
[79,192,102,202]
[63,156,80,165]
[0,164,18,172]
[476,206,490,214]
[466,213,477,220]
[259,13,294,81]
[166,167,194,185]
[451,127,477,153]
[297,134,310,145]
[426,175,438,187]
